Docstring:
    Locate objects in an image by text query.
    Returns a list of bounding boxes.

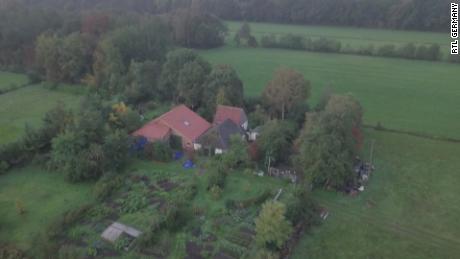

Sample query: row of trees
[0,2,228,73]
[257,32,445,62]
[18,0,451,32]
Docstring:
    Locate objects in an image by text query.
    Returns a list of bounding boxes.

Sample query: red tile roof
[213,105,247,127]
[133,105,211,142]
[132,119,170,141]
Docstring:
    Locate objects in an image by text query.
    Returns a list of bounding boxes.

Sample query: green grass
[200,47,460,139]
[0,83,83,144]
[292,129,460,259]
[0,71,29,91]
[226,21,450,55]
[0,166,93,250]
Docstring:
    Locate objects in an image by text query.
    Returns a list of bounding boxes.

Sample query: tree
[170,8,227,48]
[221,135,250,169]
[177,61,210,109]
[262,68,310,120]
[159,49,211,101]
[35,33,91,83]
[123,60,161,105]
[204,64,244,116]
[256,120,296,165]
[255,201,292,249]
[295,94,363,189]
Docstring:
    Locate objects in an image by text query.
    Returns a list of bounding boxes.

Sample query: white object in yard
[257,171,264,177]
[215,148,223,154]
[274,188,283,201]
[358,186,365,192]
[193,143,202,150]
[319,208,329,220]
[101,222,142,243]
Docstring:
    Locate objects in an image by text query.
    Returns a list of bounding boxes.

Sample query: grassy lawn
[0,166,93,250]
[200,47,460,139]
[225,21,450,55]
[0,83,83,145]
[0,71,29,91]
[292,129,460,259]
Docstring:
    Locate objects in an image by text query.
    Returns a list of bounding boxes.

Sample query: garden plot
[56,160,289,258]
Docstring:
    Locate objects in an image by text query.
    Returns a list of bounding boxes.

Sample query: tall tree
[295,94,363,189]
[262,68,310,120]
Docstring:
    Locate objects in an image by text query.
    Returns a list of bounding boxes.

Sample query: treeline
[0,2,226,71]
[258,33,450,62]
[19,0,452,32]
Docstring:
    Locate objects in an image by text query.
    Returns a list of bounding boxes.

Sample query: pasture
[0,166,92,250]
[200,47,460,139]
[0,83,83,144]
[0,71,29,91]
[292,129,460,259]
[226,21,450,55]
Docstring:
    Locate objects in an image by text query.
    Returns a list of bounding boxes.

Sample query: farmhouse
[213,105,248,130]
[197,118,246,154]
[132,105,211,150]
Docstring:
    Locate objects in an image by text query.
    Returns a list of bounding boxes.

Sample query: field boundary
[363,124,460,143]
[0,82,32,95]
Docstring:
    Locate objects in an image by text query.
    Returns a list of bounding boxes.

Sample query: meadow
[0,71,29,91]
[0,166,92,250]
[292,129,460,259]
[0,84,83,145]
[225,21,451,55]
[201,47,460,139]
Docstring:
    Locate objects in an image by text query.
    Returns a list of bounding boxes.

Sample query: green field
[292,129,460,258]
[200,47,460,139]
[226,21,451,55]
[0,166,92,250]
[0,71,29,91]
[0,84,83,144]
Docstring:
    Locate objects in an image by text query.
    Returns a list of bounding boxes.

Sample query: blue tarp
[183,159,195,169]
[132,137,148,152]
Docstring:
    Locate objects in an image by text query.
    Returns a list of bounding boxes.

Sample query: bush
[278,34,305,50]
[260,34,278,48]
[145,142,172,162]
[209,185,222,200]
[311,37,341,52]
[93,174,124,201]
[206,166,227,189]
[377,44,396,57]
[119,191,148,213]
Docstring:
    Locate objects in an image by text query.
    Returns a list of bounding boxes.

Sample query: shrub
[119,191,148,213]
[311,37,341,52]
[278,34,305,50]
[145,142,172,162]
[206,166,226,189]
[209,185,222,200]
[93,174,124,201]
[260,34,278,48]
[377,44,396,57]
